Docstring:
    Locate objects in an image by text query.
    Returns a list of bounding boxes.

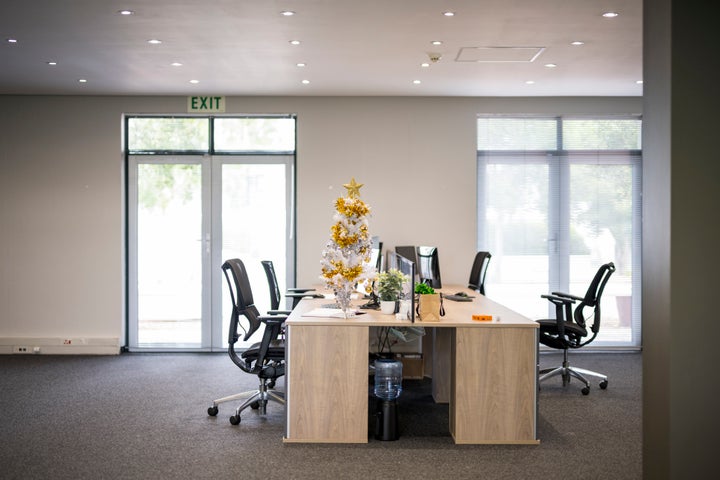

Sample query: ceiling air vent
[455,46,545,63]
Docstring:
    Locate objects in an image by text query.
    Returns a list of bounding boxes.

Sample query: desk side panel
[285,325,369,443]
[452,327,538,444]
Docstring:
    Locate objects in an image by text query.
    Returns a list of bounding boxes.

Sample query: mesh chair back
[261,260,282,311]
[574,262,616,337]
[222,259,262,342]
[468,251,492,294]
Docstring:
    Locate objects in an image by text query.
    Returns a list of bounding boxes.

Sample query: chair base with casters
[208,371,285,425]
[539,348,608,396]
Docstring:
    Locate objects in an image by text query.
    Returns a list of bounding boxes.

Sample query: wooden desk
[283,286,539,444]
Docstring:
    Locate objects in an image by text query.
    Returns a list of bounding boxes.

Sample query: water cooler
[373,358,403,441]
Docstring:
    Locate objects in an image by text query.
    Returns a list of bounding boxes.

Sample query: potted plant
[415,282,443,322]
[376,269,407,314]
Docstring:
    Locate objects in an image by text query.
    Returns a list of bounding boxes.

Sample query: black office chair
[207,258,286,425]
[537,262,616,395]
[260,260,323,312]
[468,251,492,295]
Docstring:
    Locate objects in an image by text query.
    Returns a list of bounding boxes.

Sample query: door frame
[127,154,295,352]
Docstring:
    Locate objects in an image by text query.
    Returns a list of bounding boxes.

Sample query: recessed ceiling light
[7,38,18,44]
[289,40,301,45]
[189,79,199,84]
[525,80,535,85]
[147,39,162,45]
[78,79,88,83]
[47,61,57,66]
[443,12,455,17]
[571,41,585,46]
[602,12,619,18]
[636,80,644,84]
[118,10,134,15]
[281,11,295,16]
[296,62,306,67]
[544,63,557,68]
[421,62,430,68]
[431,40,443,45]
[301,79,310,84]
[413,80,422,84]
[171,62,183,67]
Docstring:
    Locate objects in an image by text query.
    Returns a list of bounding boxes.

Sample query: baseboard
[0,337,121,355]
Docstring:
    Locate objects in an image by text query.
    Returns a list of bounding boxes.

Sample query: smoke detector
[427,52,442,63]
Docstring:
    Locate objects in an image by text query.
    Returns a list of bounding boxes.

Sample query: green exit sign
[187,96,225,113]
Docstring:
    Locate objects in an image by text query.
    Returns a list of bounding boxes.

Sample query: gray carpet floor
[0,351,641,479]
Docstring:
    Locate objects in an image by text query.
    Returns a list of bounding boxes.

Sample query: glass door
[128,155,293,351]
[213,157,293,349]
[128,156,208,349]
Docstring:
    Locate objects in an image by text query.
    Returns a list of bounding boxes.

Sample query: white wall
[0,95,641,346]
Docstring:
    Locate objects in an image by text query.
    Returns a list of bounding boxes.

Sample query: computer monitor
[395,245,418,283]
[356,237,383,301]
[385,251,415,322]
[370,236,383,272]
[357,236,381,289]
[417,246,442,289]
[394,245,417,266]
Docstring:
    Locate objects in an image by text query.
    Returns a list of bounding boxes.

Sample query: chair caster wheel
[599,380,608,389]
[207,406,219,416]
[229,415,241,425]
[581,386,590,395]
[250,401,260,410]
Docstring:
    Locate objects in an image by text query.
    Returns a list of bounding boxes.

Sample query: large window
[477,116,641,348]
[126,115,295,351]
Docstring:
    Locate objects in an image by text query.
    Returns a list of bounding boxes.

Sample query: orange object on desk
[472,314,493,321]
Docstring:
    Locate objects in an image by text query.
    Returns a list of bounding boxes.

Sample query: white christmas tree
[320,178,376,316]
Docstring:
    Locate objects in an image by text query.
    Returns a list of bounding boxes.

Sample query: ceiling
[0,0,643,97]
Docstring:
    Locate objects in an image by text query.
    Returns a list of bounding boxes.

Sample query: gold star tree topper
[343,178,364,198]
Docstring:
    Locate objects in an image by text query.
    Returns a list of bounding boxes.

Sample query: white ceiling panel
[0,0,643,96]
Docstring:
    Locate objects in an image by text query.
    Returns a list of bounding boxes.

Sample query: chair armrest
[267,309,292,316]
[286,292,325,309]
[255,316,287,365]
[550,291,584,302]
[287,287,315,293]
[286,292,324,299]
[258,316,286,326]
[541,294,575,331]
[542,293,576,305]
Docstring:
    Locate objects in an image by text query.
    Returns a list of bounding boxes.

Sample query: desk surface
[285,284,538,328]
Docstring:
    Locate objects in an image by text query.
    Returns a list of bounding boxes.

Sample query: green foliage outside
[138,164,199,212]
[129,118,209,151]
[479,117,640,274]
[130,117,295,211]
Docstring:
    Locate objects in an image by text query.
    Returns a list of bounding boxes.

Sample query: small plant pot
[380,300,396,314]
